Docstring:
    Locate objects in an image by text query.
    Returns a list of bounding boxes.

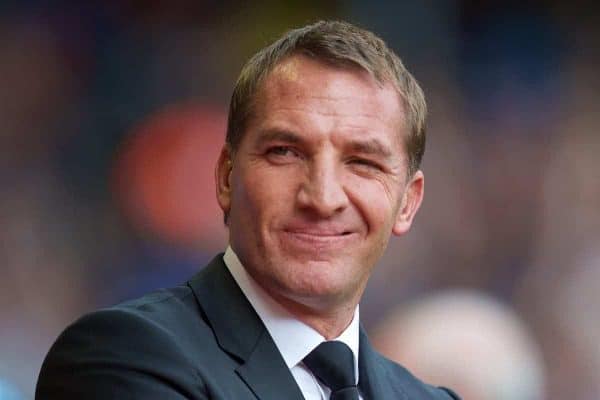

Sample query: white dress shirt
[223,247,363,400]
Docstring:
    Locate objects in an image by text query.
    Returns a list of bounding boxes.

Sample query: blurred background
[1,1,598,399]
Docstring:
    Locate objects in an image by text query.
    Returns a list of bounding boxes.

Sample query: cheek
[346,176,399,229]
[234,167,298,223]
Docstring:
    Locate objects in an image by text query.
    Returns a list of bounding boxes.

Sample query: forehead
[250,55,406,144]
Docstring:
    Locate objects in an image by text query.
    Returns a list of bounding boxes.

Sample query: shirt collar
[223,246,360,378]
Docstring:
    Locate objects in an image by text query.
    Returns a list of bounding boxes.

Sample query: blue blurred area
[1,1,599,398]
[0,378,24,400]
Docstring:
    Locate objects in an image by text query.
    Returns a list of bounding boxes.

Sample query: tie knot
[303,341,356,392]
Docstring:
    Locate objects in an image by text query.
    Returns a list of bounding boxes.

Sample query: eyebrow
[255,128,393,159]
[255,129,303,147]
[347,138,393,159]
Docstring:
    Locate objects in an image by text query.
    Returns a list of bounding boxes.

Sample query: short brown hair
[226,20,427,177]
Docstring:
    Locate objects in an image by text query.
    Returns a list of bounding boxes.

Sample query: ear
[215,146,233,218]
[392,170,424,236]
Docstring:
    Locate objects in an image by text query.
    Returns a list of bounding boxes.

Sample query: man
[36,20,460,399]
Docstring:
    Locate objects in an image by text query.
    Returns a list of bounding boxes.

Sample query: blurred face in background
[216,54,424,315]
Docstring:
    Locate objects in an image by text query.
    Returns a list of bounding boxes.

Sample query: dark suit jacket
[36,255,460,399]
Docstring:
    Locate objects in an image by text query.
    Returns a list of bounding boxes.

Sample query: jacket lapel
[358,327,409,400]
[188,255,305,400]
[235,329,304,400]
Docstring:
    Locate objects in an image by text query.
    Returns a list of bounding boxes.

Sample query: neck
[268,290,360,339]
[223,246,363,339]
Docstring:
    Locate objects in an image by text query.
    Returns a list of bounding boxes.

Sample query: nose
[296,157,349,217]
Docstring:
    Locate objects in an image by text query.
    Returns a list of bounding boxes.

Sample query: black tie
[303,341,360,400]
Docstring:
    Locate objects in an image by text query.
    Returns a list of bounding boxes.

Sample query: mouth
[280,227,358,249]
[283,226,354,236]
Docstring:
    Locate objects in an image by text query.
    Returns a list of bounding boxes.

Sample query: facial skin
[216,54,424,338]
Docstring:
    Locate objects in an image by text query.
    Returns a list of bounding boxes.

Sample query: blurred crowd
[1,1,598,399]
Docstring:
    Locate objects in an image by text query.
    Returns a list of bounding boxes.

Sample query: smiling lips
[280,226,358,251]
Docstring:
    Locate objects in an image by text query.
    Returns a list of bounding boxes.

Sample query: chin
[283,269,356,301]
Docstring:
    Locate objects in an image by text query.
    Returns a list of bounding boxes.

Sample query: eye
[268,146,294,156]
[265,146,302,162]
[349,158,384,171]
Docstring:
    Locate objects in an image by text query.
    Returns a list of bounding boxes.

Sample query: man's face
[216,55,423,313]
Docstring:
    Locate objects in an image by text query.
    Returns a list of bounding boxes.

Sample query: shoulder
[61,284,206,356]
[371,351,461,400]
[36,285,212,399]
